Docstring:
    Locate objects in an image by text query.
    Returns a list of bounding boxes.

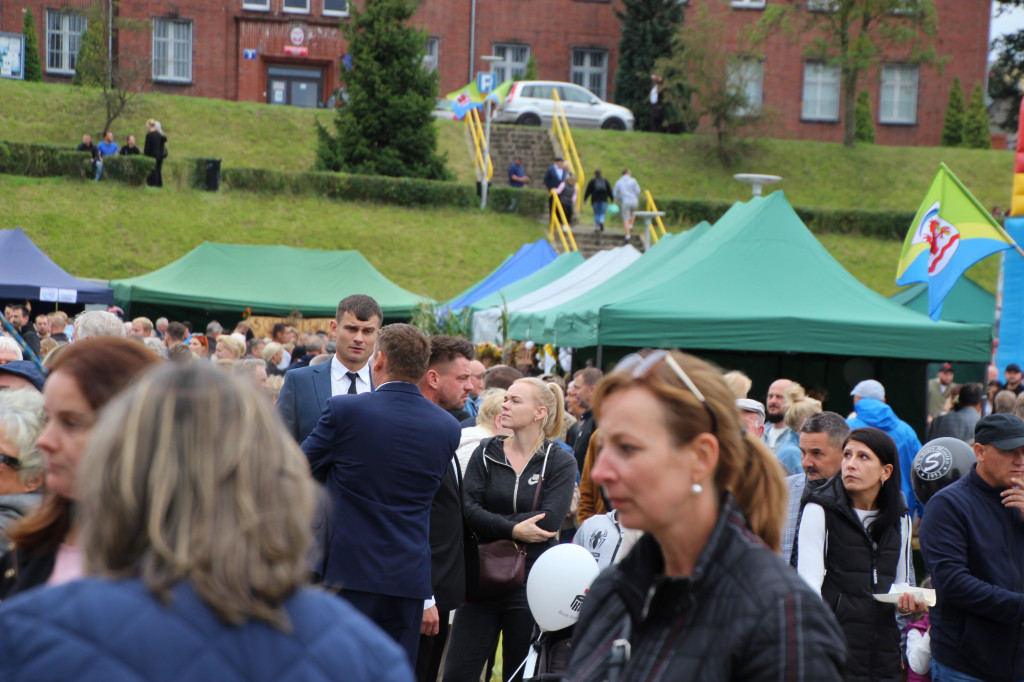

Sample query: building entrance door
[266,65,323,108]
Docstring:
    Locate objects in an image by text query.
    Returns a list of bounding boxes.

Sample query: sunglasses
[0,453,21,471]
[615,350,719,434]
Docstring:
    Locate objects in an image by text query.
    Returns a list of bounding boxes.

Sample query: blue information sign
[477,71,496,94]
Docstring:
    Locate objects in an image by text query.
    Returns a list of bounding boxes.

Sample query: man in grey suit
[277,294,382,443]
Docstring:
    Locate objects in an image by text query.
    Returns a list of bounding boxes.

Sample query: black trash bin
[204,158,221,192]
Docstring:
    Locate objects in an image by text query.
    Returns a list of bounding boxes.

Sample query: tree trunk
[842,68,859,147]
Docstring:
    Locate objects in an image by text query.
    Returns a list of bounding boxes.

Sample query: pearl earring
[691,482,703,495]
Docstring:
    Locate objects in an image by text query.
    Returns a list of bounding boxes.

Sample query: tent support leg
[596,345,603,370]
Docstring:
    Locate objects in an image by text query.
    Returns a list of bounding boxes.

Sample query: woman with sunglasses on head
[0,364,413,681]
[0,389,46,539]
[443,378,577,682]
[796,427,916,682]
[564,350,846,682]
[0,338,160,598]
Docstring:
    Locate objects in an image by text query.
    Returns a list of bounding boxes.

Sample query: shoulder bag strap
[529,443,553,512]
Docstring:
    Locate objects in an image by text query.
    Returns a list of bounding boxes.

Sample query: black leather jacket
[565,495,847,682]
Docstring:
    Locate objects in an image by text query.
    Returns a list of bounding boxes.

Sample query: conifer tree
[22,9,42,82]
[614,0,684,132]
[315,0,448,179]
[940,77,965,147]
[964,86,991,149]
[72,16,105,87]
[854,90,874,143]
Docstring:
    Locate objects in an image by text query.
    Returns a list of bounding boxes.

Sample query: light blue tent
[447,239,558,311]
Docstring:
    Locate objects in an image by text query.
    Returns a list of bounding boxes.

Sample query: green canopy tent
[889,278,995,326]
[111,242,428,323]
[576,192,992,434]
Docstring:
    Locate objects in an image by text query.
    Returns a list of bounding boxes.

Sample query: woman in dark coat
[144,119,167,187]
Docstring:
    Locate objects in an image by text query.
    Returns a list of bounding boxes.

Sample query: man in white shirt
[761,378,793,451]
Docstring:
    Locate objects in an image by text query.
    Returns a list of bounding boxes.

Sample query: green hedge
[101,155,155,186]
[0,139,154,185]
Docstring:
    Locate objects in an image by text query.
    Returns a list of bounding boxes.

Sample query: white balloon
[527,543,601,632]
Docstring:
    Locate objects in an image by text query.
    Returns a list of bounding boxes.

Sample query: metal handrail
[549,189,579,253]
[642,190,668,244]
[465,107,493,182]
[551,90,584,213]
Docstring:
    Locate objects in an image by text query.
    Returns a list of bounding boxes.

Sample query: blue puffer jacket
[848,398,924,518]
[0,578,414,682]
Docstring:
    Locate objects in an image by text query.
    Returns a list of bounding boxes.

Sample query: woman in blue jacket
[0,364,412,682]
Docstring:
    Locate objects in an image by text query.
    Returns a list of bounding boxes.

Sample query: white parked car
[494,81,634,131]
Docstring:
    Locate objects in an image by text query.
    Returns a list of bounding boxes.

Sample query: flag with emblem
[896,163,1016,320]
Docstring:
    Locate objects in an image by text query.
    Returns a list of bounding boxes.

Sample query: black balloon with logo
[912,437,977,505]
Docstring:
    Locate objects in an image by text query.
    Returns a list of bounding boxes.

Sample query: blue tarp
[998,217,1024,373]
[447,239,558,311]
[0,228,113,304]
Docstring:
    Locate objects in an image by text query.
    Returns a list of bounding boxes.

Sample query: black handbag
[475,442,552,599]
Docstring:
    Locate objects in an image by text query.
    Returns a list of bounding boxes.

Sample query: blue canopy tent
[0,228,113,304]
[446,239,558,311]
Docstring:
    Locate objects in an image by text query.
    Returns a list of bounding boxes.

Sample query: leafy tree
[69,3,148,135]
[22,9,42,82]
[940,77,965,147]
[315,0,448,180]
[963,85,991,149]
[854,90,874,143]
[614,0,685,132]
[656,4,758,162]
[760,0,941,147]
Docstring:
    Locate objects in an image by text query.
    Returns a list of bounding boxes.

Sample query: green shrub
[855,91,875,144]
[964,86,991,150]
[0,141,81,177]
[941,78,966,147]
[101,155,155,185]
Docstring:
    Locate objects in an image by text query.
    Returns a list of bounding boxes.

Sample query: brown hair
[8,338,161,553]
[428,336,475,368]
[78,364,315,630]
[336,294,383,324]
[377,323,430,383]
[593,351,786,552]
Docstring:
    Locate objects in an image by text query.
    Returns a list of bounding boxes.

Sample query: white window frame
[571,49,608,100]
[807,0,839,11]
[152,18,193,83]
[878,63,918,125]
[46,10,86,75]
[801,62,840,121]
[323,0,349,17]
[283,0,311,14]
[493,44,529,84]
[731,0,766,8]
[242,0,270,10]
[423,37,439,72]
[728,58,764,117]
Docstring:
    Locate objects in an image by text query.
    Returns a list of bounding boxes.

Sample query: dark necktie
[346,371,359,395]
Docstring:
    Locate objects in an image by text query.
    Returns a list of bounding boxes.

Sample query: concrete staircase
[565,230,646,257]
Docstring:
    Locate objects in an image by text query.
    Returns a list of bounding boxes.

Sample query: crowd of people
[0,295,1021,682]
[75,119,168,186]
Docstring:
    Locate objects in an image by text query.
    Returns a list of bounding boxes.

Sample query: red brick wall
[1,0,991,147]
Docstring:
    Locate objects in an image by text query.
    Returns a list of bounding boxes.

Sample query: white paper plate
[872,586,936,607]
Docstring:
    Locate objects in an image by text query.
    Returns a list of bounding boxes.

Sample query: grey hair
[799,411,851,451]
[142,337,169,360]
[74,311,127,341]
[231,359,266,378]
[0,337,24,361]
[0,388,46,484]
[304,335,325,353]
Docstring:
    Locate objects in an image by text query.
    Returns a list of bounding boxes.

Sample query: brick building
[0,0,991,146]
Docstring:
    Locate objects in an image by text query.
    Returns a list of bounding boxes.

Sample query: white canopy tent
[471,244,642,343]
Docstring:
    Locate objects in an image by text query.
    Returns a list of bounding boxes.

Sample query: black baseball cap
[975,413,1024,450]
[1007,363,1023,374]
[0,361,46,392]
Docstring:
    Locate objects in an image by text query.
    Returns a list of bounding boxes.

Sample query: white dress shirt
[329,356,372,396]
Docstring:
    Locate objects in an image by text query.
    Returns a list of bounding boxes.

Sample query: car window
[523,85,553,100]
[560,86,593,103]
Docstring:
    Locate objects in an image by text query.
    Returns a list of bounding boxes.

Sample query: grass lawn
[0,174,541,301]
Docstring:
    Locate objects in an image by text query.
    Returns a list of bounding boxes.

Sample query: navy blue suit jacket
[278,361,373,444]
[301,382,461,600]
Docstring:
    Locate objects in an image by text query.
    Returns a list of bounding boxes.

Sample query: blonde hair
[513,377,565,441]
[215,334,245,360]
[262,342,283,363]
[78,364,316,630]
[722,370,752,399]
[783,383,821,432]
[475,389,506,431]
[594,351,786,552]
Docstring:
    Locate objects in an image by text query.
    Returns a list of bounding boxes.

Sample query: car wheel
[516,113,542,126]
[601,118,626,131]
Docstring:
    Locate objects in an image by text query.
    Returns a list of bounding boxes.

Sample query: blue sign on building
[242,49,257,60]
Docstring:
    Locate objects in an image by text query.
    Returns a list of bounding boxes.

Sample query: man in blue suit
[302,323,461,665]
[278,294,381,443]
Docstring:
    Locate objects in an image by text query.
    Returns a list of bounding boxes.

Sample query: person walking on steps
[584,170,612,233]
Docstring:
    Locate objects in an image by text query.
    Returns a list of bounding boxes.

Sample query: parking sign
[477,71,495,94]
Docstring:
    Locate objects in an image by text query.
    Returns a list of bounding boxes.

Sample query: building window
[879,64,918,124]
[807,0,839,10]
[153,19,192,83]
[46,10,86,75]
[571,49,607,100]
[493,44,529,83]
[242,0,270,9]
[731,0,766,8]
[284,0,310,13]
[728,59,764,116]
[324,0,348,16]
[423,38,438,71]
[801,62,840,121]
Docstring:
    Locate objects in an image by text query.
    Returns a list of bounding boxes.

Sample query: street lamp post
[480,55,502,210]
